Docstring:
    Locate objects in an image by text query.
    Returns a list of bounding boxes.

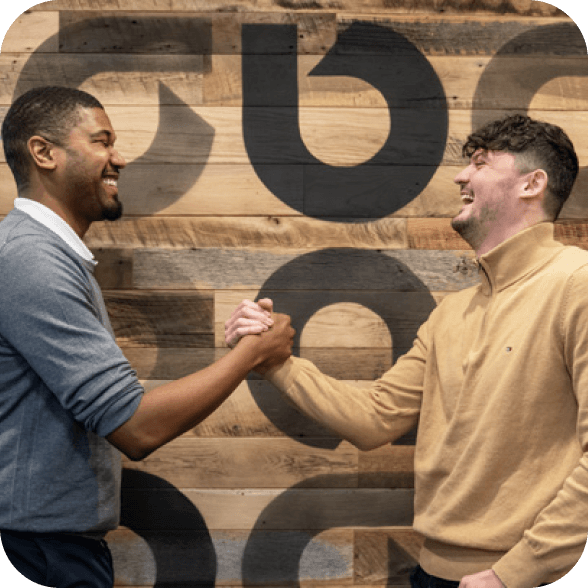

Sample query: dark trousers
[410,565,550,588]
[1,531,114,588]
[410,565,459,588]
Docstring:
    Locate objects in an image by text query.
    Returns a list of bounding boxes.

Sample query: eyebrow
[471,150,487,163]
[90,129,116,142]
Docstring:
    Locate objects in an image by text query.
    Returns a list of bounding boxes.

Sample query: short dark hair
[2,86,104,190]
[463,114,579,220]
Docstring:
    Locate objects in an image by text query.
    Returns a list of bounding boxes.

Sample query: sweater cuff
[492,539,572,588]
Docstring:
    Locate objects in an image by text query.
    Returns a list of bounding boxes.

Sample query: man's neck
[18,189,90,239]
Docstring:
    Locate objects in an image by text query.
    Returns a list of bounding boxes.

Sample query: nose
[110,147,127,170]
[453,164,471,185]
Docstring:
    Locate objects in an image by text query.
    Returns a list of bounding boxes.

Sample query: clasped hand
[225,298,294,372]
[225,298,276,347]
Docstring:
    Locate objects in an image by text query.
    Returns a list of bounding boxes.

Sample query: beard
[101,196,123,221]
[451,214,485,252]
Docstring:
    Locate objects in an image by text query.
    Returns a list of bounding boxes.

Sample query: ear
[521,169,548,200]
[27,136,59,171]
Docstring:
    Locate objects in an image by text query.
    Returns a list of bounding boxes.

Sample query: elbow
[352,438,384,452]
[121,443,154,462]
[107,427,160,462]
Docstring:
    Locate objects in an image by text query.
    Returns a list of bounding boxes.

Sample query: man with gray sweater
[0,86,294,587]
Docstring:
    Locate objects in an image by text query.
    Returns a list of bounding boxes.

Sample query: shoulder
[0,213,89,294]
[549,245,588,288]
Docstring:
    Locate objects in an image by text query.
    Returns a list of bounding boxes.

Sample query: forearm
[108,337,263,460]
[266,356,421,451]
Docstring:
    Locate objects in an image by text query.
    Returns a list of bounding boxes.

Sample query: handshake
[225,298,295,374]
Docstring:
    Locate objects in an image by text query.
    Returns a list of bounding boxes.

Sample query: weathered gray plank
[133,248,479,292]
[107,527,354,586]
[104,290,214,348]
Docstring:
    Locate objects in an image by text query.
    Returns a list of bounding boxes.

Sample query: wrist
[233,333,266,367]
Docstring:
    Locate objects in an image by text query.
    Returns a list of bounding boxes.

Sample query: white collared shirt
[14,198,95,264]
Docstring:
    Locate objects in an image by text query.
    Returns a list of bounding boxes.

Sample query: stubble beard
[451,214,483,252]
[101,196,123,221]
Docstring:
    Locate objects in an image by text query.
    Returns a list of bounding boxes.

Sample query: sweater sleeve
[492,266,588,588]
[0,238,143,438]
[265,318,428,451]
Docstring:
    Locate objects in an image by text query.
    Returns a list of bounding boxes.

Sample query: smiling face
[57,107,126,232]
[451,149,528,255]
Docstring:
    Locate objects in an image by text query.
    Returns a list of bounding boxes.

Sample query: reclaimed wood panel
[354,528,423,585]
[125,346,401,380]
[85,217,408,250]
[214,290,437,350]
[105,290,214,348]
[2,5,587,588]
[121,437,359,488]
[140,379,349,439]
[132,248,479,291]
[118,485,415,530]
[99,107,587,166]
[85,219,588,251]
[107,527,355,586]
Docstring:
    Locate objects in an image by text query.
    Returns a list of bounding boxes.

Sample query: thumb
[257,298,273,314]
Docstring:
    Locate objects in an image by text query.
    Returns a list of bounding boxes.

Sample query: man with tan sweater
[225,115,588,588]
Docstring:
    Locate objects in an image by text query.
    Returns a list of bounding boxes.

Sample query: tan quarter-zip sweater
[265,223,588,588]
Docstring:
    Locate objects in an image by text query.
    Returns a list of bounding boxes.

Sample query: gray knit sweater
[0,209,143,533]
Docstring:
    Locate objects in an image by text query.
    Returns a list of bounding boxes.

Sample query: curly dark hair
[2,86,104,191]
[463,114,579,220]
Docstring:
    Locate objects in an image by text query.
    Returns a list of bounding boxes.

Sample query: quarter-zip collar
[476,222,564,295]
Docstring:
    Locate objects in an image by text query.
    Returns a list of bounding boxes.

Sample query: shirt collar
[14,198,96,264]
[477,222,563,294]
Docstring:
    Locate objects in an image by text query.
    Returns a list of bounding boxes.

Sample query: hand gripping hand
[225,298,275,348]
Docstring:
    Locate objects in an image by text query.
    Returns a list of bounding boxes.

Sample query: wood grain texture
[5,7,587,588]
[105,290,214,347]
[119,484,415,530]
[85,216,408,250]
[30,0,565,17]
[107,527,355,586]
[121,437,359,488]
[132,248,479,292]
[354,528,423,585]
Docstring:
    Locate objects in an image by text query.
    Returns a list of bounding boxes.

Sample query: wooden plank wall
[2,1,587,586]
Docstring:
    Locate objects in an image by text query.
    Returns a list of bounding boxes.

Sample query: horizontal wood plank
[215,290,437,350]
[359,445,416,488]
[107,527,355,586]
[132,248,479,291]
[86,216,408,250]
[125,346,406,384]
[409,218,588,250]
[0,54,204,107]
[85,218,588,252]
[29,1,565,17]
[3,51,588,111]
[119,480,415,530]
[2,107,588,174]
[354,528,423,585]
[121,437,359,488]
[122,347,219,380]
[140,379,347,439]
[6,164,587,221]
[206,53,588,111]
[105,290,214,348]
[106,526,423,586]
